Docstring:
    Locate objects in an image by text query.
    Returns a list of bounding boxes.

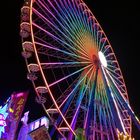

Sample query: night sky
[0,0,139,139]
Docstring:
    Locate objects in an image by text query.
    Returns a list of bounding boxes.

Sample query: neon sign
[6,92,28,140]
[0,114,6,126]
[15,98,25,121]
[0,103,8,138]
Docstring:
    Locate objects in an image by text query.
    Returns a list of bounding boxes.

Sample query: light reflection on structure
[17,111,49,140]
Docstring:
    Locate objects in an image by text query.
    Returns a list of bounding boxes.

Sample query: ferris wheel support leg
[111,83,140,131]
[85,69,98,139]
[101,67,126,134]
[122,100,140,131]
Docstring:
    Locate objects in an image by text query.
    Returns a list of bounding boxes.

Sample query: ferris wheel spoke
[53,67,94,129]
[37,0,75,34]
[70,0,90,30]
[101,66,127,134]
[83,69,99,137]
[32,22,68,47]
[47,0,87,52]
[98,91,110,134]
[33,22,90,59]
[105,66,119,76]
[78,3,93,33]
[101,84,117,132]
[108,75,126,99]
[36,0,89,58]
[108,81,131,130]
[64,1,93,41]
[110,85,127,112]
[102,45,111,54]
[99,37,108,52]
[35,1,79,49]
[34,37,72,56]
[106,70,127,95]
[105,66,122,79]
[48,64,93,88]
[36,44,77,62]
[35,41,90,61]
[107,63,118,69]
[103,94,117,140]
[106,70,124,86]
[107,62,117,71]
[63,2,93,55]
[34,1,66,30]
[40,61,90,69]
[105,52,114,58]
[59,0,89,35]
[106,59,117,63]
[82,9,94,36]
[84,72,98,129]
[109,74,125,89]
[93,23,100,47]
[32,8,89,58]
[57,0,83,31]
[53,76,81,108]
[59,66,94,109]
[97,104,104,135]
[94,25,99,48]
[104,70,126,94]
[69,69,96,133]
[55,0,82,31]
[68,0,87,31]
[84,9,94,37]
[96,30,103,50]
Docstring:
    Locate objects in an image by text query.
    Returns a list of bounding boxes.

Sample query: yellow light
[135,116,140,124]
[9,108,14,113]
[117,130,135,140]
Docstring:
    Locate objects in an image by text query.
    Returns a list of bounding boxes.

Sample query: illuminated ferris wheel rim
[20,0,133,138]
[31,0,129,133]
[29,0,129,96]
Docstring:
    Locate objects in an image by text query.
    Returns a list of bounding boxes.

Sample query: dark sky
[0,0,139,139]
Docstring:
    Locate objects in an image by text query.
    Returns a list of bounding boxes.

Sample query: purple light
[0,114,6,126]
[16,92,24,97]
[0,103,8,138]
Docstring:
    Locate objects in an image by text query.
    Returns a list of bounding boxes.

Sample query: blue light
[0,103,8,138]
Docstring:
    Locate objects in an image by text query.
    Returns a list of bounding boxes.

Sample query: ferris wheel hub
[98,51,107,67]
[92,55,99,69]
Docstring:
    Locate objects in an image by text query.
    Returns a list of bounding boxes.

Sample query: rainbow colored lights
[0,103,8,138]
[20,0,140,139]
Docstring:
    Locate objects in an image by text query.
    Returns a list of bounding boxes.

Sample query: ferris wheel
[20,0,140,139]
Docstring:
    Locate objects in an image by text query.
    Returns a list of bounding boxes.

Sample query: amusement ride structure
[20,0,140,139]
